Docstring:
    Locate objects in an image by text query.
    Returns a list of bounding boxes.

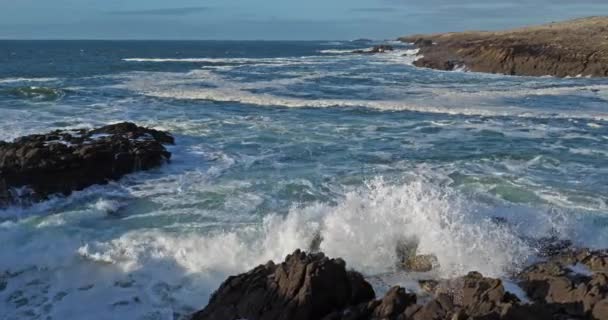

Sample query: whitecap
[120,69,608,121]
[0,77,59,84]
[319,49,357,54]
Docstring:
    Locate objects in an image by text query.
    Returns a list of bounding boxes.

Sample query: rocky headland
[193,247,608,320]
[0,122,173,207]
[400,16,608,77]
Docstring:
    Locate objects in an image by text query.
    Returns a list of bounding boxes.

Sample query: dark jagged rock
[192,249,375,320]
[193,248,608,320]
[400,16,608,77]
[353,45,395,54]
[0,122,173,207]
[324,286,418,320]
[371,287,417,319]
[517,248,608,319]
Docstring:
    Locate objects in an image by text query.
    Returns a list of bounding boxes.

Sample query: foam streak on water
[0,40,607,319]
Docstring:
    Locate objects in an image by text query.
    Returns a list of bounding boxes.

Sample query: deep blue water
[0,40,607,320]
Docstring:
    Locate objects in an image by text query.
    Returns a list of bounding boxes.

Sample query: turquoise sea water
[0,40,607,319]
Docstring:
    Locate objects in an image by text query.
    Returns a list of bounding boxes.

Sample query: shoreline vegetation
[399,16,608,78]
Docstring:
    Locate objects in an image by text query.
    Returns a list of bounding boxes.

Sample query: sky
[1,0,607,40]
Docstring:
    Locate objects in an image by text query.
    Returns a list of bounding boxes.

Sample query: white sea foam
[319,48,358,54]
[124,57,251,63]
[503,281,531,304]
[0,167,599,319]
[120,69,608,121]
[453,64,469,72]
[92,198,123,214]
[315,177,532,276]
[123,56,329,66]
[2,41,607,320]
[0,77,59,84]
[567,263,594,276]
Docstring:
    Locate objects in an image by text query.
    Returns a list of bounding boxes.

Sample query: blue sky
[1,0,607,40]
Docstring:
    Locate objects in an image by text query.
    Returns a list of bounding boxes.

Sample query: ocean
[0,40,607,319]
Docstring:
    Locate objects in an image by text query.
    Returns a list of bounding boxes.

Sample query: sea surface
[0,40,607,319]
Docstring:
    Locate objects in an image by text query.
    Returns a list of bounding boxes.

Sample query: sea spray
[1,40,607,320]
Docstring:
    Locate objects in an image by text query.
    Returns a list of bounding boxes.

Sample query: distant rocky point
[400,16,608,77]
[0,122,173,207]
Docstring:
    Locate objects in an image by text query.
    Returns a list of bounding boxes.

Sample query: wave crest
[79,177,532,279]
[3,86,66,101]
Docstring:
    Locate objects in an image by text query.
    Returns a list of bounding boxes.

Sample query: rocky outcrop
[400,16,608,77]
[0,122,173,207]
[517,248,608,319]
[192,249,375,320]
[193,248,608,320]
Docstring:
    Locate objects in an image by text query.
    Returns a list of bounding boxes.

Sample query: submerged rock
[400,16,608,77]
[0,122,173,207]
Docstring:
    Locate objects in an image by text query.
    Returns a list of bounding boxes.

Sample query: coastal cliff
[400,16,608,77]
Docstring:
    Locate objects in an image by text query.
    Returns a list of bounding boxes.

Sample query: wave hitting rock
[193,248,608,320]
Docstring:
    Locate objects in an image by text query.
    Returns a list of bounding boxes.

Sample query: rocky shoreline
[400,16,608,77]
[0,122,173,207]
[193,247,608,320]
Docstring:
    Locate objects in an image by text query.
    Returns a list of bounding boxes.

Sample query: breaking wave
[3,86,66,101]
[0,77,59,84]
[121,69,608,121]
[0,176,541,319]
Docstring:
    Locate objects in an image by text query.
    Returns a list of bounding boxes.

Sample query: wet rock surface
[517,248,608,319]
[193,248,608,320]
[0,122,173,207]
[192,249,375,320]
[400,16,608,77]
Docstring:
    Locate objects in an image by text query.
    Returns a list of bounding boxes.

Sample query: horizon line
[0,38,393,42]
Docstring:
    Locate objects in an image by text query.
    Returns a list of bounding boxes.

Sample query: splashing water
[0,40,607,319]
